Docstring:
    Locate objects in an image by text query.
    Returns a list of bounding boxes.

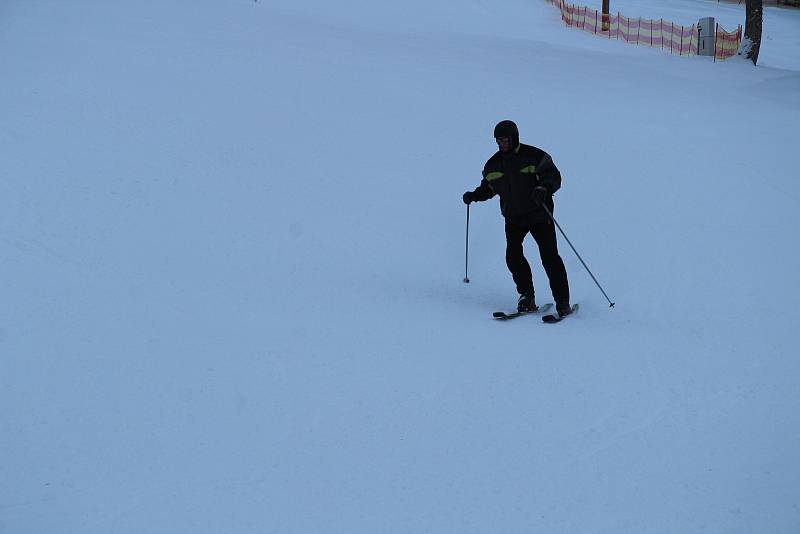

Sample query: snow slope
[2,0,799,532]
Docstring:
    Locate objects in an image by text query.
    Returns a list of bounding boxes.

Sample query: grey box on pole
[698,17,715,56]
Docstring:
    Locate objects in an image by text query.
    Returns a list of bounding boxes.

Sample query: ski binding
[541,303,580,324]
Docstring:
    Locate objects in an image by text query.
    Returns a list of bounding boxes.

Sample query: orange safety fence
[715,23,741,60]
[545,0,742,61]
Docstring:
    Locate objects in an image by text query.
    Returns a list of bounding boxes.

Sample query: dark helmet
[493,120,519,148]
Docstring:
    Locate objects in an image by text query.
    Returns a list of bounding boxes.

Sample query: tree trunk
[744,0,763,65]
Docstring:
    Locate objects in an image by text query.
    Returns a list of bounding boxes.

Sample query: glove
[463,191,476,205]
[532,186,549,204]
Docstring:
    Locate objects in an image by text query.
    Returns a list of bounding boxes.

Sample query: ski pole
[464,204,470,283]
[540,203,615,307]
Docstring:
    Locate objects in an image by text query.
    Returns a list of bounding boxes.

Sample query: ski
[542,303,580,324]
[493,303,552,320]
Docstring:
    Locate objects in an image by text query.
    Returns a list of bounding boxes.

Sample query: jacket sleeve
[536,153,562,195]
[470,178,495,202]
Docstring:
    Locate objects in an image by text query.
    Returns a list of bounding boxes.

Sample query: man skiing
[463,120,572,317]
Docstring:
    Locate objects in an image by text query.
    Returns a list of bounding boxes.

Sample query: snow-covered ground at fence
[1,0,799,533]
[611,0,800,70]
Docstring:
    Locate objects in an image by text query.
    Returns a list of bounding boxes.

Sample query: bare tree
[743,0,763,65]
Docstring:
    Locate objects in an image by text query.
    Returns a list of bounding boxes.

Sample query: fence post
[670,22,674,54]
[737,24,742,57]
[637,17,641,45]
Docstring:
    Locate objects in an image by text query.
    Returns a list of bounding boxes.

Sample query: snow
[1,0,799,532]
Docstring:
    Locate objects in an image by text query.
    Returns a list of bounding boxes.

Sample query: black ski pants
[505,219,569,305]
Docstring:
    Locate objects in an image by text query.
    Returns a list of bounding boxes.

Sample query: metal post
[463,204,470,283]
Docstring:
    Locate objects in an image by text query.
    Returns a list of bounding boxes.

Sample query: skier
[463,120,572,316]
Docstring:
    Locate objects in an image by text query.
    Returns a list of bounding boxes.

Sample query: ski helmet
[493,120,519,149]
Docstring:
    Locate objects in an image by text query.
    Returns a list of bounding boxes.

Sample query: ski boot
[556,301,573,318]
[517,293,537,313]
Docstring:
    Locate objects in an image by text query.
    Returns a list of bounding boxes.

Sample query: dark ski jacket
[469,143,562,226]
